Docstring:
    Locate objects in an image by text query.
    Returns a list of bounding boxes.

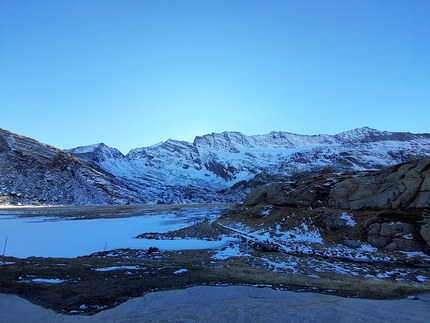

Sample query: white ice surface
[31,278,65,284]
[93,266,141,272]
[0,212,236,258]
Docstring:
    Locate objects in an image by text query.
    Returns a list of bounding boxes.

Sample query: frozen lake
[0,205,235,258]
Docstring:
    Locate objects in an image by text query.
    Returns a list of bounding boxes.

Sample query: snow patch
[402,233,413,240]
[212,243,250,260]
[93,265,141,272]
[32,278,65,284]
[0,261,15,265]
[358,243,378,252]
[340,212,357,227]
[283,223,323,244]
[260,205,273,216]
[416,275,428,282]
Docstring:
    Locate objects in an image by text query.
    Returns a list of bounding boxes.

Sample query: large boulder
[241,158,430,253]
[420,220,430,246]
[244,176,339,207]
[366,221,423,251]
[379,222,414,236]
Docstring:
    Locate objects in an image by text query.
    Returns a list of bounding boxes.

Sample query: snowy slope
[67,127,430,204]
[1,126,429,206]
[0,129,147,206]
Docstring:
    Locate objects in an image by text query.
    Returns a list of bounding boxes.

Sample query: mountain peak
[68,143,107,154]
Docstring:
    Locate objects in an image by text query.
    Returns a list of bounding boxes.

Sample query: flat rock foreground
[1,286,429,323]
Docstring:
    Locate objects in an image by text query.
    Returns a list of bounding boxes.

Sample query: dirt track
[1,286,429,323]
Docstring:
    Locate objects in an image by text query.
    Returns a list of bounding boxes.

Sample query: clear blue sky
[1,0,429,154]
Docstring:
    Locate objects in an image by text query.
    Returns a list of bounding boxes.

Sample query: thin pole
[2,237,8,256]
[103,242,107,252]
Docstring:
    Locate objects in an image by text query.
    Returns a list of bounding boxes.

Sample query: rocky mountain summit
[232,157,430,253]
[1,126,430,205]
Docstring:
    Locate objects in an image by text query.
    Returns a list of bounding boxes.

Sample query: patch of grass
[278,272,430,299]
[2,250,430,316]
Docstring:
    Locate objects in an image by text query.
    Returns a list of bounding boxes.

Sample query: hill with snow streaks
[0,128,146,206]
[1,127,430,205]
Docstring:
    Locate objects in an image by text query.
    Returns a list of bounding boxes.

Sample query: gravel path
[1,286,429,323]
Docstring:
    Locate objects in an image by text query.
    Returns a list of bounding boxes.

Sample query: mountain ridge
[1,127,430,205]
[70,127,430,156]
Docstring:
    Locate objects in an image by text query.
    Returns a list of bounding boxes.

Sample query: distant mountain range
[1,127,429,206]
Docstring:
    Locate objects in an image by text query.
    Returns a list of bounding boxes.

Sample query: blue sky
[1,0,429,154]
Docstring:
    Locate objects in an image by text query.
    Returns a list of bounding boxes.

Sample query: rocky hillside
[1,126,430,205]
[229,157,430,253]
[0,128,146,206]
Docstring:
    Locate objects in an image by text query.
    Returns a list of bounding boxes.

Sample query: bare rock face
[329,158,430,210]
[379,222,414,236]
[242,158,430,253]
[420,220,430,246]
[367,222,422,251]
[242,156,430,211]
[344,239,361,248]
[243,175,340,207]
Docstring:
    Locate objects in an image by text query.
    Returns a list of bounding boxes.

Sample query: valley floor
[0,204,429,318]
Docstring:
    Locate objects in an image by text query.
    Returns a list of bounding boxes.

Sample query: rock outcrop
[245,158,430,211]
[329,158,430,210]
[241,158,430,253]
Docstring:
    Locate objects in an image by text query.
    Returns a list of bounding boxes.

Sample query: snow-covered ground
[1,205,429,286]
[0,207,235,258]
[220,219,413,259]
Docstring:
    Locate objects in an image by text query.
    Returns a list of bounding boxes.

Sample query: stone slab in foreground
[1,286,430,323]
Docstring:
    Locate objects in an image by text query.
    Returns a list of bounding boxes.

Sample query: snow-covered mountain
[67,127,430,204]
[1,127,430,205]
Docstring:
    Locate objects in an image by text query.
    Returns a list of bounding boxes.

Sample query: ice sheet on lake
[0,209,236,258]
